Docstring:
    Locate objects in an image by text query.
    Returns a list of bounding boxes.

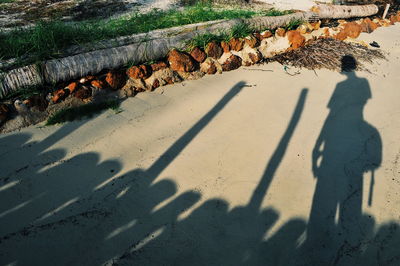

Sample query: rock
[74,86,92,101]
[361,18,379,33]
[190,47,207,63]
[144,68,182,89]
[105,71,126,90]
[372,18,382,27]
[259,36,290,58]
[14,100,29,114]
[222,55,242,72]
[221,42,231,53]
[152,79,160,90]
[287,30,305,49]
[229,38,245,51]
[245,36,260,48]
[297,24,308,34]
[177,71,205,80]
[323,27,330,37]
[389,15,397,25]
[150,61,168,71]
[91,80,107,89]
[249,51,262,64]
[165,77,174,85]
[275,28,286,37]
[52,89,69,103]
[0,103,10,124]
[336,22,362,40]
[79,75,95,84]
[200,58,222,75]
[260,30,273,39]
[168,49,197,72]
[127,65,152,79]
[205,42,223,59]
[66,82,78,94]
[119,86,135,98]
[25,95,48,112]
[253,32,262,42]
[310,21,321,30]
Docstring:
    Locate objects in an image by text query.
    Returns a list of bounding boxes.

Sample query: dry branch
[271,38,385,71]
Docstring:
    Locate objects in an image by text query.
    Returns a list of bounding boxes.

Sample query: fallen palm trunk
[0,5,379,99]
[311,4,379,19]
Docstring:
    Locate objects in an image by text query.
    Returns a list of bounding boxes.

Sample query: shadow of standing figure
[305,55,382,265]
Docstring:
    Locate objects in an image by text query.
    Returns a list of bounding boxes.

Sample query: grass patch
[0,3,270,63]
[0,3,293,64]
[46,100,121,125]
[186,22,254,50]
[286,19,303,31]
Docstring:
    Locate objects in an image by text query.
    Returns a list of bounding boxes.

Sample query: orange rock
[190,47,207,63]
[335,22,362,40]
[205,42,223,59]
[245,36,260,48]
[52,89,68,103]
[150,61,168,71]
[91,80,106,89]
[275,28,286,37]
[345,22,362,38]
[167,49,197,72]
[286,30,305,49]
[66,82,78,93]
[221,42,231,53]
[361,18,378,33]
[105,71,126,90]
[127,65,152,79]
[260,30,273,39]
[229,38,245,51]
[222,55,242,72]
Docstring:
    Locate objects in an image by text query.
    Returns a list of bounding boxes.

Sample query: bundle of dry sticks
[271,38,385,71]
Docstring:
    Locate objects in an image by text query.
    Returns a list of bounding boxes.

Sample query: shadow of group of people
[0,56,399,266]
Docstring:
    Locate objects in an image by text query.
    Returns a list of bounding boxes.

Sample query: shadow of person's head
[341,55,357,74]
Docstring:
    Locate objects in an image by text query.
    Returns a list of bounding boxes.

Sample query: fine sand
[0,25,399,265]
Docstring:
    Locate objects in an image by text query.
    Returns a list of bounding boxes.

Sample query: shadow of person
[114,88,309,266]
[304,55,382,265]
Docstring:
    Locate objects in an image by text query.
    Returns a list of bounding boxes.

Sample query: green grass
[0,3,282,64]
[46,100,121,125]
[186,22,255,50]
[285,19,304,31]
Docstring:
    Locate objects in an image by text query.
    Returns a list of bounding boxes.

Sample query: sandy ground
[0,25,400,265]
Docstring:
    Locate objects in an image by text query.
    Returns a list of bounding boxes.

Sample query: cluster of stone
[1,11,399,127]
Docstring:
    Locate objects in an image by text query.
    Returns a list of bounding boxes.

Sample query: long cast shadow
[114,88,309,265]
[301,55,384,266]
[0,82,246,265]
